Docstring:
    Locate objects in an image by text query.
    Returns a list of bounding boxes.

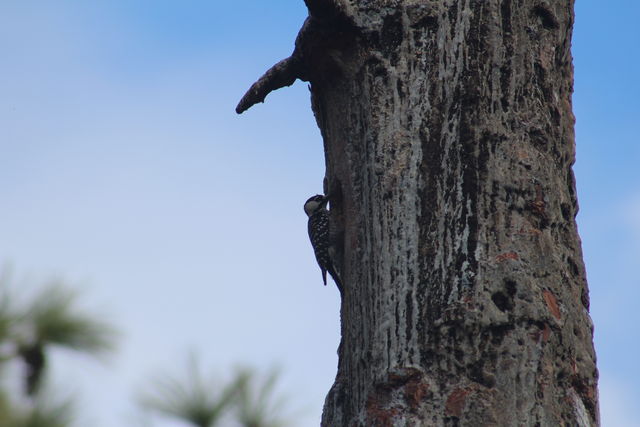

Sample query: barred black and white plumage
[303,194,343,293]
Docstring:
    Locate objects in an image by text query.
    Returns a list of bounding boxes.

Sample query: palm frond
[0,270,16,345]
[140,355,236,427]
[233,367,289,427]
[23,283,116,356]
[9,394,74,427]
[0,388,16,426]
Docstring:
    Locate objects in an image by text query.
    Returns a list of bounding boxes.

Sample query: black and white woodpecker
[303,194,343,294]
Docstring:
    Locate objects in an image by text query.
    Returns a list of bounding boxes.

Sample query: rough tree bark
[237,0,598,425]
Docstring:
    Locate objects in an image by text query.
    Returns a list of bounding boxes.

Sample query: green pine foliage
[140,354,237,427]
[140,360,295,427]
[234,367,290,427]
[0,269,298,426]
[0,272,117,427]
[23,283,116,356]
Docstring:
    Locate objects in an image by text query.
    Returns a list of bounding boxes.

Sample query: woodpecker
[303,194,343,294]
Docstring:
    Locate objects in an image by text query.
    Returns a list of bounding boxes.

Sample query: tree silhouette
[234,367,289,427]
[140,355,237,427]
[16,282,116,396]
[141,359,293,427]
[0,272,117,426]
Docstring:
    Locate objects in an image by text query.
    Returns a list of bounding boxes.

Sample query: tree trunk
[237,1,598,425]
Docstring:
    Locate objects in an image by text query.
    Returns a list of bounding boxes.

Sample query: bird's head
[303,194,329,217]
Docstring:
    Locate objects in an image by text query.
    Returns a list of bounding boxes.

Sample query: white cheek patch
[304,202,318,216]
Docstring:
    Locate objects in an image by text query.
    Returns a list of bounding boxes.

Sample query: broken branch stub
[235,56,301,114]
[235,2,357,114]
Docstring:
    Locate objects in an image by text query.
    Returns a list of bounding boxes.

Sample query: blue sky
[0,1,638,426]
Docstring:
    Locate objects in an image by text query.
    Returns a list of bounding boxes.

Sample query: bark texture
[238,0,598,425]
